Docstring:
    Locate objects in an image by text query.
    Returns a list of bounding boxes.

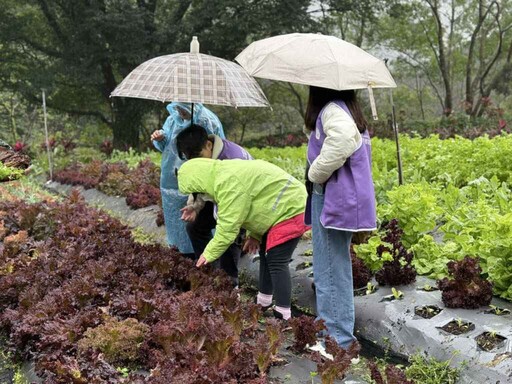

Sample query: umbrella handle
[191,103,194,125]
[367,83,378,120]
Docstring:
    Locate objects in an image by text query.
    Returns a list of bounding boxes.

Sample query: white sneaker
[308,341,333,360]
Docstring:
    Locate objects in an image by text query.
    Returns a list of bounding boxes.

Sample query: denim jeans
[312,188,355,349]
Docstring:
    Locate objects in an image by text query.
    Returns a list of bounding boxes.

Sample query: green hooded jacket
[178,158,307,262]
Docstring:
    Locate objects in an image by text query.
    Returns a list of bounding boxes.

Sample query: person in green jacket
[178,158,309,320]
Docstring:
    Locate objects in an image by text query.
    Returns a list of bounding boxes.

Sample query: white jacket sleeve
[186,193,206,213]
[308,103,362,184]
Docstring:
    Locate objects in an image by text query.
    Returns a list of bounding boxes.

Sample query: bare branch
[481,25,505,96]
[398,51,445,108]
[418,18,441,69]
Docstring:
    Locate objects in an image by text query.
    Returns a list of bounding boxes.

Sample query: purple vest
[306,101,376,231]
[217,139,253,160]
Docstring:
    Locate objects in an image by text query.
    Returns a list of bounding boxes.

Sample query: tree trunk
[416,72,426,120]
[111,99,145,150]
[427,0,452,115]
[9,97,18,143]
[239,122,247,145]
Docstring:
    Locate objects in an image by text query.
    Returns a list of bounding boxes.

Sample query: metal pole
[389,89,403,185]
[384,59,403,185]
[42,89,53,181]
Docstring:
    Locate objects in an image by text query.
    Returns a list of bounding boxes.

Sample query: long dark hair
[304,86,369,133]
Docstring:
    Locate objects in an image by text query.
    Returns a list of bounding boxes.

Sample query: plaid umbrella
[111,53,269,108]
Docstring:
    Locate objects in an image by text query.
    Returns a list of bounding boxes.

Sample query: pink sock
[257,292,273,307]
[275,306,291,320]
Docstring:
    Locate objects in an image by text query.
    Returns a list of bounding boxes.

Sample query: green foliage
[377,182,442,246]
[77,316,149,365]
[0,163,24,182]
[108,148,161,168]
[391,287,403,300]
[0,1,318,149]
[353,236,392,273]
[32,145,106,177]
[0,176,56,204]
[43,132,512,301]
[405,354,461,384]
[131,227,157,245]
[355,134,512,300]
[248,145,306,181]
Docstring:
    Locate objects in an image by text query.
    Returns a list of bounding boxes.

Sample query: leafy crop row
[54,159,161,210]
[1,194,304,383]
[51,133,512,300]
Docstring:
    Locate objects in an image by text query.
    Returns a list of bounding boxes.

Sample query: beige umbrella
[237,33,403,184]
[111,41,269,108]
[235,33,396,119]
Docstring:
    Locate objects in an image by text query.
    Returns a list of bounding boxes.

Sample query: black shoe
[272,308,290,322]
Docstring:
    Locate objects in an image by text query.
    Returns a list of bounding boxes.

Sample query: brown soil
[484,307,511,316]
[439,320,475,335]
[417,286,438,292]
[414,305,442,319]
[295,261,313,271]
[476,332,507,352]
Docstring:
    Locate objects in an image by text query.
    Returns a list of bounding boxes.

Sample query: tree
[0,0,317,149]
[0,0,182,149]
[316,0,398,48]
[379,0,512,117]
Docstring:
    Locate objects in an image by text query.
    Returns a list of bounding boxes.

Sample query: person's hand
[243,237,260,255]
[151,130,165,141]
[196,254,208,267]
[180,206,197,222]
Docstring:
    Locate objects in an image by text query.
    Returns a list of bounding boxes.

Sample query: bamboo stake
[42,89,53,181]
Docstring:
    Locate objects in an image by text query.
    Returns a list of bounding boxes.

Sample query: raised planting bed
[53,159,163,222]
[0,197,287,382]
[2,189,372,383]
[354,276,512,384]
[46,180,167,246]
[44,181,512,383]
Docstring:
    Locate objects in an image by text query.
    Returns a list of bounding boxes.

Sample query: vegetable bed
[0,193,299,383]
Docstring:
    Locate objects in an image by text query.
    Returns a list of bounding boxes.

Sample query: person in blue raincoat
[151,102,225,256]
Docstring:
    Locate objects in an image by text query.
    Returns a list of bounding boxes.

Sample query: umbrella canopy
[235,33,396,91]
[111,53,269,108]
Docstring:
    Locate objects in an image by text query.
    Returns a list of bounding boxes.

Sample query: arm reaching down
[201,183,251,263]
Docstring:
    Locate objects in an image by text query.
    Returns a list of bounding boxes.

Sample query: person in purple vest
[304,86,377,349]
[176,124,253,286]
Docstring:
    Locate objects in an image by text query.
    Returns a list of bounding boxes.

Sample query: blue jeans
[312,190,355,349]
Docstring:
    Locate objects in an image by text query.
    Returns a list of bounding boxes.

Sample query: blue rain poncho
[153,102,225,253]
